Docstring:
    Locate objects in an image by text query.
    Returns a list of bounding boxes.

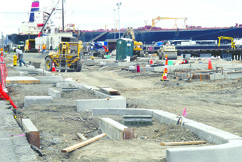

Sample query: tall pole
[116,2,122,39]
[62,0,64,32]
[113,9,116,39]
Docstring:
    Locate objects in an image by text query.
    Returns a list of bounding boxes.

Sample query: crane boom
[150,16,186,31]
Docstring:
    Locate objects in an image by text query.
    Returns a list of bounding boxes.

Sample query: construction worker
[42,43,46,54]
[16,48,27,67]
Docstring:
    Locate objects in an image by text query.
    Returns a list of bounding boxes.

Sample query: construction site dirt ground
[4,53,242,161]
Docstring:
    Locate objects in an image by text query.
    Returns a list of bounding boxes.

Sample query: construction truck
[122,27,144,57]
[158,42,177,60]
[45,42,82,72]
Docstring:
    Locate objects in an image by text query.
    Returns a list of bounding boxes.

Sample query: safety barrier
[0,52,17,108]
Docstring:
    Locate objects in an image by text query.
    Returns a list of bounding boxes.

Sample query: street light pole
[116,2,122,39]
[113,9,116,39]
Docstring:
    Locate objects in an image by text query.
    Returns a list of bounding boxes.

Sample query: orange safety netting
[0,53,17,109]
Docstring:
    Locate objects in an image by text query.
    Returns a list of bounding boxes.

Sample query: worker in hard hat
[16,48,27,67]
[42,43,46,54]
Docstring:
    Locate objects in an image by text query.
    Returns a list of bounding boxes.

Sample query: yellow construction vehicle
[123,27,144,57]
[218,36,235,49]
[45,42,82,72]
[24,39,37,52]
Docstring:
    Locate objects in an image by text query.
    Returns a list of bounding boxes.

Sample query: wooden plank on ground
[160,140,207,146]
[61,133,107,153]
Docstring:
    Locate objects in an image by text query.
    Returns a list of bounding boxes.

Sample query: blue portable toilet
[116,38,134,60]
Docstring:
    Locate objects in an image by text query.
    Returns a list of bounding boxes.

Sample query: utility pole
[113,9,116,39]
[62,0,64,32]
[116,2,122,39]
[1,32,4,49]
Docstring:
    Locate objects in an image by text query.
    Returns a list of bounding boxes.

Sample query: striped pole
[162,54,168,81]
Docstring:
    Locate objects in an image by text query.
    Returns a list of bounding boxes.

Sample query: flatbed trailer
[177,48,242,60]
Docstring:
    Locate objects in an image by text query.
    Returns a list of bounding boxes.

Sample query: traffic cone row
[161,54,168,81]
[52,62,57,72]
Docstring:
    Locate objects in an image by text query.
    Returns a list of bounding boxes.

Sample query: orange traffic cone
[208,58,212,70]
[52,62,57,72]
[149,57,153,64]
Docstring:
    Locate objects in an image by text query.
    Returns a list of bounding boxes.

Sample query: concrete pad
[24,96,53,108]
[6,76,40,84]
[76,96,126,112]
[35,76,63,84]
[48,88,61,98]
[99,118,128,139]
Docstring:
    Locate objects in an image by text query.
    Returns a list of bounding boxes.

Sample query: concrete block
[56,81,72,88]
[152,110,178,125]
[123,115,152,126]
[210,73,226,80]
[92,108,153,116]
[6,76,40,84]
[62,87,79,92]
[24,96,53,108]
[48,88,61,98]
[22,119,40,148]
[76,96,126,112]
[166,140,242,162]
[99,118,128,139]
[35,76,63,84]
[19,71,28,76]
[227,71,242,80]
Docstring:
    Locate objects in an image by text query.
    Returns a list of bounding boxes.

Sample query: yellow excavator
[218,36,235,49]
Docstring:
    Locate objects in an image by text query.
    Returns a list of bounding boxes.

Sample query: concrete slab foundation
[24,96,53,108]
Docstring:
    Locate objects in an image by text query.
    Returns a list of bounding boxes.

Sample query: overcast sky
[0,0,242,35]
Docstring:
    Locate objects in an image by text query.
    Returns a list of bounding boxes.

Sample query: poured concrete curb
[92,108,242,162]
[24,96,53,108]
[99,118,128,139]
[6,76,40,84]
[48,88,61,98]
[35,76,63,84]
[76,96,126,112]
[69,81,109,98]
[0,101,36,161]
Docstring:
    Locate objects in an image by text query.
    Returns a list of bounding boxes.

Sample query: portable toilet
[116,38,134,60]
